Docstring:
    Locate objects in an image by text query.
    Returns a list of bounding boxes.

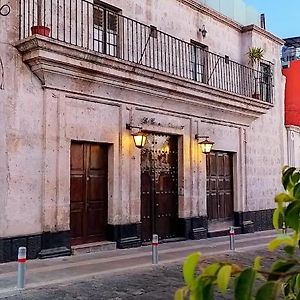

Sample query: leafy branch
[175,166,300,300]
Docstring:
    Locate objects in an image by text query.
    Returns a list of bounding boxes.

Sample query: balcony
[282,37,300,66]
[17,0,274,104]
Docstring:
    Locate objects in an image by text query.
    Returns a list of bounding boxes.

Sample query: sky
[244,0,299,39]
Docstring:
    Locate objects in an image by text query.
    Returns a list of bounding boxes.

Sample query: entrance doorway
[70,141,108,245]
[206,151,234,225]
[141,134,179,243]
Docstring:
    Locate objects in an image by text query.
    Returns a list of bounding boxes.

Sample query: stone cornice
[176,0,242,32]
[286,125,300,134]
[242,25,284,46]
[177,0,284,45]
[15,36,273,126]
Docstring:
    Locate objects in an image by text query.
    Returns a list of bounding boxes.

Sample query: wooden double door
[141,134,179,243]
[70,142,108,245]
[206,151,234,221]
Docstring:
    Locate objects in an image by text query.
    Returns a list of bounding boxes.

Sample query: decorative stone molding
[15,36,273,127]
[0,57,4,89]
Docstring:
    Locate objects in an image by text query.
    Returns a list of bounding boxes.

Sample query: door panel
[141,134,178,242]
[70,142,108,245]
[206,151,233,221]
[141,172,152,242]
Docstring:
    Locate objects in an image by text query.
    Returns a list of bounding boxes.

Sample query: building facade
[0,0,285,262]
[282,37,300,167]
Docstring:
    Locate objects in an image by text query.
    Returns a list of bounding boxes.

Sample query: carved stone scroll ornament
[0,4,10,16]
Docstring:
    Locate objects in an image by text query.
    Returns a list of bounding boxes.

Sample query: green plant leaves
[268,236,294,251]
[201,282,214,300]
[285,200,300,231]
[275,193,293,203]
[183,252,201,287]
[272,207,282,230]
[202,263,221,277]
[175,166,300,300]
[254,256,262,271]
[234,268,256,300]
[217,265,232,294]
[174,288,185,300]
[294,183,300,199]
[284,245,296,255]
[193,278,214,300]
[255,281,280,300]
[282,167,296,190]
[292,172,300,185]
[247,47,264,66]
[268,260,296,281]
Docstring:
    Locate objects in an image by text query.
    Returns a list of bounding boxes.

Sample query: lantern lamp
[126,124,147,149]
[195,135,214,154]
[132,131,147,149]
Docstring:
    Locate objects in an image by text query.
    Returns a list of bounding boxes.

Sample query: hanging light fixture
[126,124,147,149]
[132,131,147,149]
[199,25,207,38]
[195,135,214,154]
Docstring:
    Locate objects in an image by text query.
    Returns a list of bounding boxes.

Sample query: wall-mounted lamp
[199,25,207,38]
[126,124,147,149]
[195,135,214,154]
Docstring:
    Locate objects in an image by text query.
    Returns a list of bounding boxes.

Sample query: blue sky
[244,0,299,38]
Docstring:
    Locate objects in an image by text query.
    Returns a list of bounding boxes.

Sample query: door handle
[87,176,90,181]
[156,203,159,207]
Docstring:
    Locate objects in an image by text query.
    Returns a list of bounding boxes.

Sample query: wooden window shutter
[93,7,104,27]
[107,12,118,32]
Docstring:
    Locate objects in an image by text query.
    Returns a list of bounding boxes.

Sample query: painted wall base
[0,231,71,263]
[234,209,274,233]
[178,216,208,240]
[0,209,274,263]
[107,223,142,249]
[38,231,71,259]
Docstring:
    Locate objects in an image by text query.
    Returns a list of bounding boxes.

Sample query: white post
[152,234,159,264]
[17,247,27,289]
[229,226,235,251]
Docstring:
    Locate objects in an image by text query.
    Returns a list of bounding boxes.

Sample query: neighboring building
[0,0,285,262]
[282,37,300,167]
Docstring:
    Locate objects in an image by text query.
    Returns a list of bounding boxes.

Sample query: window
[190,41,208,83]
[259,63,272,103]
[93,1,120,56]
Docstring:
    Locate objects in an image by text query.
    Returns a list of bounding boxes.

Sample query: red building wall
[283,60,300,126]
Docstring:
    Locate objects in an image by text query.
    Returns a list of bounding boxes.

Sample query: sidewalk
[0,230,278,298]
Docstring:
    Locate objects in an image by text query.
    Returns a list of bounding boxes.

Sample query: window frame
[93,1,121,56]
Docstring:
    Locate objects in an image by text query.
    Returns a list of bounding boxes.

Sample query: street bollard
[152,234,159,264]
[17,247,26,289]
[282,222,287,235]
[229,226,235,251]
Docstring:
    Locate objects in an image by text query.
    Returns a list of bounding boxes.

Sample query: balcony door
[190,41,208,84]
[93,2,120,56]
[259,63,272,103]
[70,142,108,245]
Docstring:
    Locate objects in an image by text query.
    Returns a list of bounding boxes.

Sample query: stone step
[208,226,242,238]
[72,241,116,255]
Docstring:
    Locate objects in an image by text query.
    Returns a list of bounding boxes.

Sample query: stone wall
[0,0,286,252]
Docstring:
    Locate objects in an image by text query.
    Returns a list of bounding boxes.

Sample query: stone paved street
[3,248,284,300]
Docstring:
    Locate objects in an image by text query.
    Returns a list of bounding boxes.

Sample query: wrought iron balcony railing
[18,0,273,103]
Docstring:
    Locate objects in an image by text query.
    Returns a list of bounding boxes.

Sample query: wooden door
[70,142,108,245]
[206,151,233,221]
[141,134,178,242]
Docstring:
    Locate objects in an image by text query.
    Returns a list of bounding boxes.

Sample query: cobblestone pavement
[3,249,284,300]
